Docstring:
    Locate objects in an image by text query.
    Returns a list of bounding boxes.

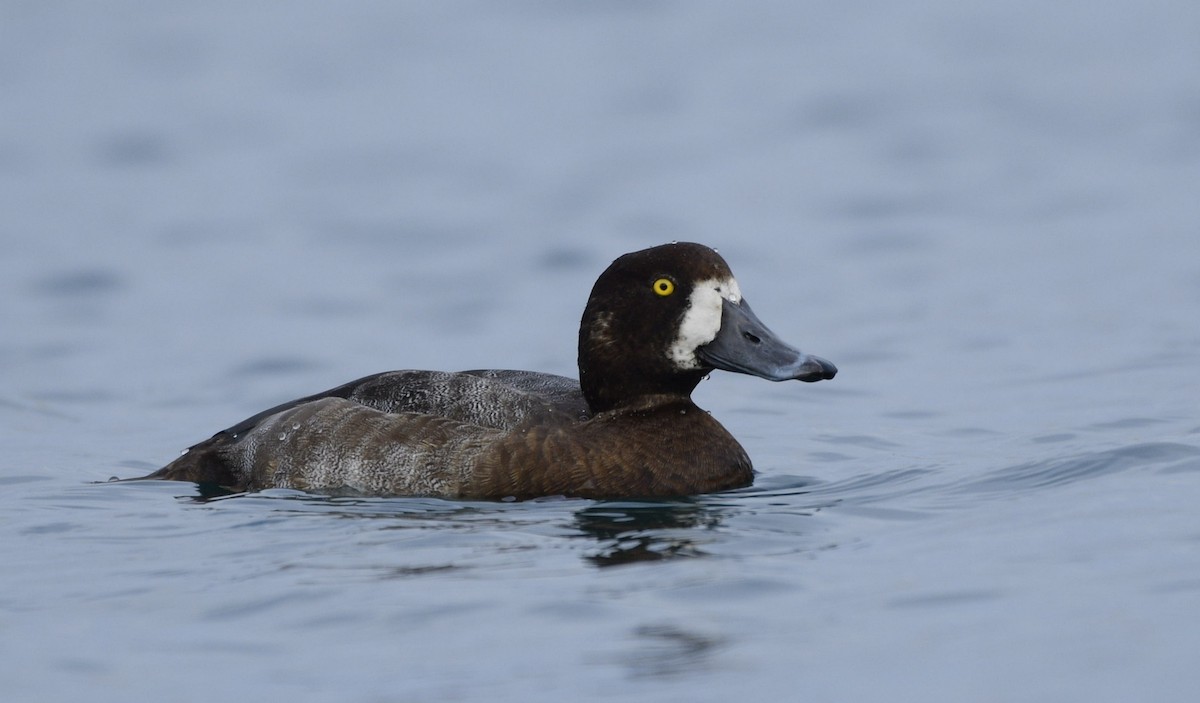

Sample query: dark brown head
[577,242,836,413]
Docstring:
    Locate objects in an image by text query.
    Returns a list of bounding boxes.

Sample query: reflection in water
[192,482,240,501]
[619,623,727,679]
[572,500,725,567]
[100,477,241,502]
[125,481,828,569]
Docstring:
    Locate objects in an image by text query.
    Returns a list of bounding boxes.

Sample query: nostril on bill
[743,331,761,344]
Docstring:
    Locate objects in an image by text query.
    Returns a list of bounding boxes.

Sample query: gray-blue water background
[3,2,1199,701]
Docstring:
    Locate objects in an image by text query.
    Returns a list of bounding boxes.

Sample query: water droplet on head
[277,432,287,441]
[291,423,300,431]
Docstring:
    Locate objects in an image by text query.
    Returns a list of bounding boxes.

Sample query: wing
[218,397,502,496]
[220,369,588,439]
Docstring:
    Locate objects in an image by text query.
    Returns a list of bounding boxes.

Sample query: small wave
[805,466,941,509]
[784,442,1200,514]
[951,442,1200,496]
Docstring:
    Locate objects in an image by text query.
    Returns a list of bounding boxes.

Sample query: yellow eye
[652,278,675,296]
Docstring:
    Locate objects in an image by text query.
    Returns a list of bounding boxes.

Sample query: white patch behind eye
[668,277,741,369]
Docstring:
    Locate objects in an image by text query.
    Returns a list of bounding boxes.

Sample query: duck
[142,242,836,500]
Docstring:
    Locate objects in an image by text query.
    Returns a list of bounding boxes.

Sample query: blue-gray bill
[696,298,837,383]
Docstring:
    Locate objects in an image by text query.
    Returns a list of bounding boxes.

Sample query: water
[3,2,1200,701]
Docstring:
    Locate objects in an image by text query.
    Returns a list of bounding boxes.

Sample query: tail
[141,434,240,488]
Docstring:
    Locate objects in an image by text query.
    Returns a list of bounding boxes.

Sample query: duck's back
[149,369,592,492]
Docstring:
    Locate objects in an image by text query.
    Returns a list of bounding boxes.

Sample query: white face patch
[668,277,742,369]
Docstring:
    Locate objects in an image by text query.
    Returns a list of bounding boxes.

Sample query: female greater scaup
[143,243,836,499]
